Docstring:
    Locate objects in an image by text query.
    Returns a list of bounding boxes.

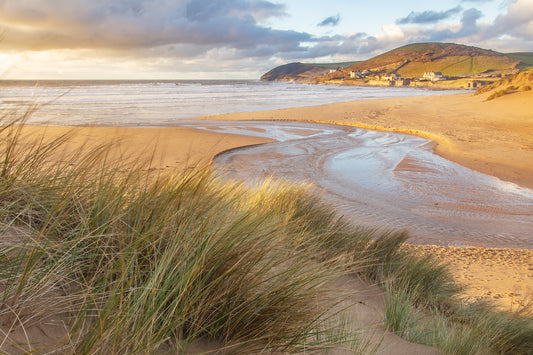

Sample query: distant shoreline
[269,77,493,91]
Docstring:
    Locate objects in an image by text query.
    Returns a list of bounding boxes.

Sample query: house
[422,72,446,81]
[349,71,364,78]
[380,73,401,81]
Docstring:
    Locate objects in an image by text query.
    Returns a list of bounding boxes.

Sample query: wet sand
[192,89,533,309]
[194,120,533,249]
[199,90,533,190]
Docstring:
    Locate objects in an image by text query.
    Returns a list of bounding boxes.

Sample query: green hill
[505,52,533,71]
[261,43,527,83]
[260,62,358,81]
[342,43,520,78]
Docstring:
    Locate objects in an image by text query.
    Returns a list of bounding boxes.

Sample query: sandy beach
[16,88,532,312]
[17,125,274,173]
[5,88,528,355]
[196,89,533,310]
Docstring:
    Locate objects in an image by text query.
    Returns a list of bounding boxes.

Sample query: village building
[349,71,364,78]
[380,73,401,81]
[422,72,446,81]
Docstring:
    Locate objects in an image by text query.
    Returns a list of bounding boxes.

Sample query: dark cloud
[317,14,340,27]
[397,6,463,24]
[0,0,301,54]
[185,0,286,22]
[428,7,482,41]
[460,8,483,35]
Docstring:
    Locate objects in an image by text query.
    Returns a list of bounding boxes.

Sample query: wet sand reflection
[186,120,533,249]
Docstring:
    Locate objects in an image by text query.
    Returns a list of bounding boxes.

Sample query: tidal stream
[183,120,533,249]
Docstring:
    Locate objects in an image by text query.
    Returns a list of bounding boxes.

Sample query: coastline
[309,77,491,91]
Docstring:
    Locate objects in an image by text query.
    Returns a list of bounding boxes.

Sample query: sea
[0,80,465,126]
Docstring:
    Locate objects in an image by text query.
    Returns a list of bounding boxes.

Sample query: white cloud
[377,24,406,42]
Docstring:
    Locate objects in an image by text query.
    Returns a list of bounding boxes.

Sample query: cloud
[1,0,532,79]
[0,0,303,54]
[393,0,533,53]
[397,6,463,24]
[185,0,286,22]
[486,0,533,41]
[317,14,340,27]
[461,0,493,2]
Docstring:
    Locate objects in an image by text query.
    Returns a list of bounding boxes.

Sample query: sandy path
[407,245,533,310]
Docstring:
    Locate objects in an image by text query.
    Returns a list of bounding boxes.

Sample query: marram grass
[0,115,365,353]
[0,111,532,354]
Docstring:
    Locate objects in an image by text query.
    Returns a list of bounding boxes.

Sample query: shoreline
[310,78,489,91]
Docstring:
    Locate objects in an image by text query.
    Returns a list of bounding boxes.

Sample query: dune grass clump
[265,191,533,353]
[0,114,365,353]
[476,69,533,97]
[486,89,509,100]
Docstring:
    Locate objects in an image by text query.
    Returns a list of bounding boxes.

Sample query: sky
[0,0,532,80]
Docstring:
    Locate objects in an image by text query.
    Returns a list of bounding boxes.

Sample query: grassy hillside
[260,62,357,81]
[262,43,523,83]
[345,42,519,77]
[506,52,533,71]
[397,55,519,77]
[305,61,360,69]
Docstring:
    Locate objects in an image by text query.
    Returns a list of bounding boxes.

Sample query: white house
[349,71,364,78]
[380,73,401,81]
[422,72,446,81]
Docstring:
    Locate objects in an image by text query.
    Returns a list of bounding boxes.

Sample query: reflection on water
[182,120,533,249]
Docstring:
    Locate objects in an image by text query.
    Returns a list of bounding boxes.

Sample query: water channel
[181,120,533,249]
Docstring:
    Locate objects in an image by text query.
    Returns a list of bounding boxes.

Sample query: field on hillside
[397,56,518,77]
[506,52,533,71]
